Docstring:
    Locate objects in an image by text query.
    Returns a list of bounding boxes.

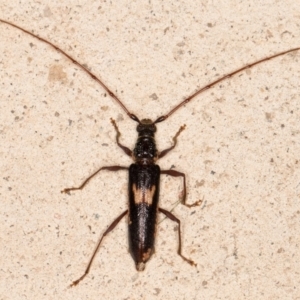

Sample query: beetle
[1,18,299,286]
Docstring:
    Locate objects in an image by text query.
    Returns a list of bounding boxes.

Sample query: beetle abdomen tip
[136,262,146,271]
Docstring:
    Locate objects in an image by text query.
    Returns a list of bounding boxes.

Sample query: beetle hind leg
[159,208,197,267]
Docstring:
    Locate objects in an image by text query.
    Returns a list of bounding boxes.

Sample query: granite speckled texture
[0,1,300,299]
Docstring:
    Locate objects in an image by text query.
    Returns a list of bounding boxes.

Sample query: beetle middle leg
[159,208,196,267]
[61,166,128,193]
[159,124,202,207]
[62,118,130,194]
[161,169,202,207]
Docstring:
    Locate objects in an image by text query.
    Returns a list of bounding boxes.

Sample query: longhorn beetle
[1,18,299,286]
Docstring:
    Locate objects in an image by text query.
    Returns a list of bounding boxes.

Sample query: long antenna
[1,19,299,125]
[154,47,300,123]
[0,18,140,123]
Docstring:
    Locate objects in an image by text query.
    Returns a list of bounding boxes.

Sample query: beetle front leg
[159,124,186,159]
[110,118,132,157]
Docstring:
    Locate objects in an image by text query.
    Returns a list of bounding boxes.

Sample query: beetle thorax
[133,119,158,164]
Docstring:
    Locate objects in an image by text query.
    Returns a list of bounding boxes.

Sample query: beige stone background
[0,1,300,299]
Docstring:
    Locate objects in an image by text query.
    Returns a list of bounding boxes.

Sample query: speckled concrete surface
[0,1,300,299]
